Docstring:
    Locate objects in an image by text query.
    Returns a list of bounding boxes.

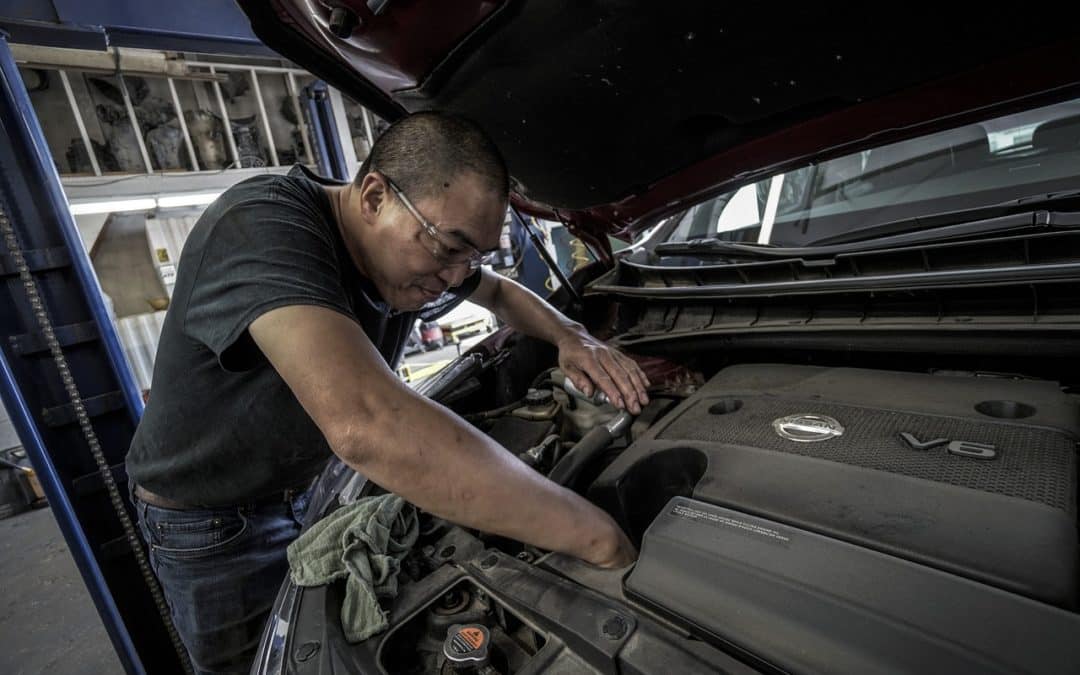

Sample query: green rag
[287,493,418,642]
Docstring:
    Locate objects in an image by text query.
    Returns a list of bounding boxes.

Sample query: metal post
[58,70,101,176]
[326,87,359,177]
[302,87,332,178]
[511,208,582,305]
[0,35,157,674]
[286,72,313,164]
[117,74,154,174]
[361,106,375,148]
[0,50,144,421]
[209,66,239,168]
[758,173,786,245]
[187,61,307,75]
[249,69,278,166]
[0,351,145,675]
[302,81,349,181]
[166,78,199,171]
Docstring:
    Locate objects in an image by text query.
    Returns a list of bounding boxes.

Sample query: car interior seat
[862,125,990,192]
[1031,114,1080,154]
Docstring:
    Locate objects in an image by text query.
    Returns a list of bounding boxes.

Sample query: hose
[546,411,632,488]
[529,366,558,390]
[462,398,526,422]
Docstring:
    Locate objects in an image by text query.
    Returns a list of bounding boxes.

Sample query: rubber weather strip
[0,205,195,675]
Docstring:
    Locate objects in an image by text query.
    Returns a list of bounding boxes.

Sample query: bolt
[295,641,320,662]
[439,591,460,608]
[602,615,628,640]
[440,545,456,558]
[516,551,535,563]
[328,7,359,38]
[480,554,498,569]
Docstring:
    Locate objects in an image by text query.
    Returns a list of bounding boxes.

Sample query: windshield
[663,97,1080,247]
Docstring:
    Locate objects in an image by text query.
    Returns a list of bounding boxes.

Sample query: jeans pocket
[145,506,249,561]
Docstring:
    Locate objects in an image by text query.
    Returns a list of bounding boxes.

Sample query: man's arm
[249,304,635,567]
[469,268,650,413]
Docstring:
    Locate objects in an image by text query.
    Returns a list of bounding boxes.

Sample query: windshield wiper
[812,189,1080,246]
[655,202,1080,261]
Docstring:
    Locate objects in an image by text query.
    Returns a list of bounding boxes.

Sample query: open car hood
[238,1,1080,242]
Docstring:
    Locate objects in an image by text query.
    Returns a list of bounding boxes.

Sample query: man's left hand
[556,331,650,414]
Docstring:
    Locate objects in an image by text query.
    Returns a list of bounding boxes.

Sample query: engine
[329,363,1080,675]
[593,363,1079,606]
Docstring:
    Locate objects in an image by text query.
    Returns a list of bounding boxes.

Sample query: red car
[239,3,1080,674]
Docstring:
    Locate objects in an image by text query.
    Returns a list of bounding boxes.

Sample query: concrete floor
[402,331,493,384]
[0,507,124,675]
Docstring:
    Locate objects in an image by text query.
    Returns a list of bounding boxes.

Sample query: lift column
[0,33,187,675]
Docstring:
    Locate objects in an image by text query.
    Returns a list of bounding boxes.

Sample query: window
[663,97,1080,247]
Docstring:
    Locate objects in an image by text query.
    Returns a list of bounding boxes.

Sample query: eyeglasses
[384,175,495,271]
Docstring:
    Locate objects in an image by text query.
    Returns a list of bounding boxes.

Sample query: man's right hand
[583,518,638,568]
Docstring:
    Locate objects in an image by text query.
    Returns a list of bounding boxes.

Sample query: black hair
[356,111,509,200]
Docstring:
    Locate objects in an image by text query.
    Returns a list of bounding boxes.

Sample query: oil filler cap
[443,623,491,667]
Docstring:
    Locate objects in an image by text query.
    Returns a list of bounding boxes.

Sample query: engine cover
[625,497,1080,675]
[592,364,1079,607]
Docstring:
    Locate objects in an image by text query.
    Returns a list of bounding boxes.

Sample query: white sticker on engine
[671,503,792,547]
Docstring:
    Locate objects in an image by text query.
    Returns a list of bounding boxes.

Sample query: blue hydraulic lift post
[303,82,335,180]
[0,33,185,674]
[0,37,145,420]
[0,351,144,675]
[303,81,351,181]
[0,7,356,670]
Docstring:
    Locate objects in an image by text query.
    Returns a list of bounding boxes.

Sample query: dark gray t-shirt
[126,165,479,506]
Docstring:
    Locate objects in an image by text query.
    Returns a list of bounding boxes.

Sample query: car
[239,4,1080,674]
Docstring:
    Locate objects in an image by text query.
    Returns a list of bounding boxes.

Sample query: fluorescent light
[67,191,223,215]
[69,198,157,215]
[156,192,222,208]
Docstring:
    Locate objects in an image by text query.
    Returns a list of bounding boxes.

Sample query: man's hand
[557,330,651,414]
[470,270,651,413]
[584,516,639,569]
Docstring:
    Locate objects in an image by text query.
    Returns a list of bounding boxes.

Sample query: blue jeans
[134,488,311,675]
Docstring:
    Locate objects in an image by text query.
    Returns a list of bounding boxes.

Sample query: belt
[133,483,309,511]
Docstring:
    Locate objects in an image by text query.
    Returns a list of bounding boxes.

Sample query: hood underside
[241,1,1080,237]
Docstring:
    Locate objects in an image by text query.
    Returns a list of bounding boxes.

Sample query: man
[126,112,646,673]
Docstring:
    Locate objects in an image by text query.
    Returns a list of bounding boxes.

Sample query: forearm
[250,304,629,564]
[487,275,586,347]
[480,271,650,413]
[334,384,620,561]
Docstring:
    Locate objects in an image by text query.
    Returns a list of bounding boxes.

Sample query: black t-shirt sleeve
[182,196,353,372]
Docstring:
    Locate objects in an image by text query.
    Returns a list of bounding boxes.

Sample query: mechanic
[125,112,646,673]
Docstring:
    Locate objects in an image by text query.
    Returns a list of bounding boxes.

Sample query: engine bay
[280,354,1080,674]
[596,364,1078,606]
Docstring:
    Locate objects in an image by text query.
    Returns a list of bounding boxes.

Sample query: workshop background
[0,3,598,673]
